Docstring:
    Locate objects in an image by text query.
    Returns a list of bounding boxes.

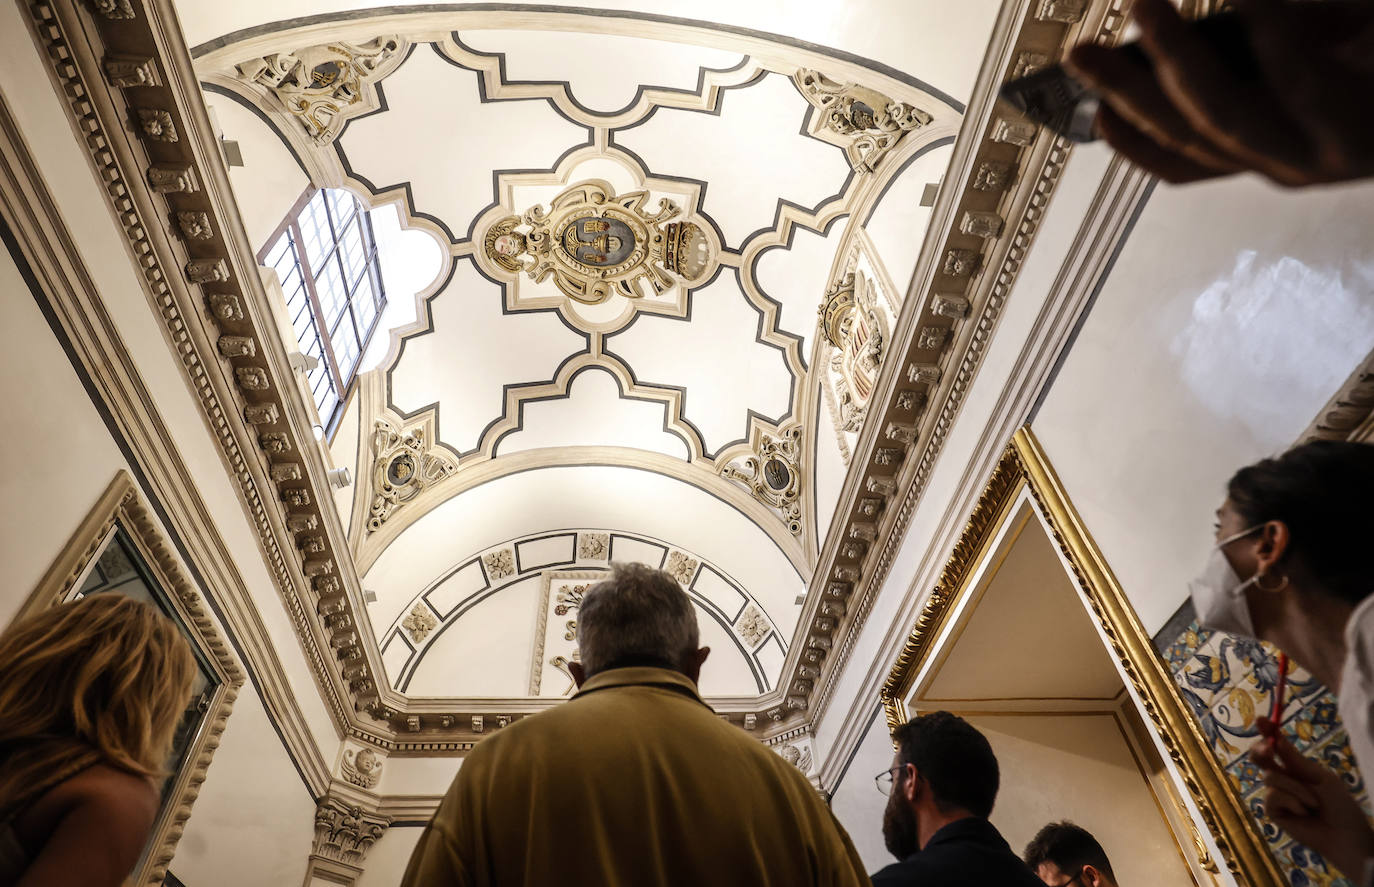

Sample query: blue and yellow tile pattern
[1162,620,1368,887]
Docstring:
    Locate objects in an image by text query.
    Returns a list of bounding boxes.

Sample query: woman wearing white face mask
[1189,440,1374,883]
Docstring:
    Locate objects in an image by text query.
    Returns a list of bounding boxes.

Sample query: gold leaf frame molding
[17,470,245,887]
[879,427,1285,887]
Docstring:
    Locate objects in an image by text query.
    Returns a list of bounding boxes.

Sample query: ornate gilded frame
[879,426,1285,887]
[19,471,245,887]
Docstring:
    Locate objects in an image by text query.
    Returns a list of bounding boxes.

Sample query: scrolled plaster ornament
[235,367,270,392]
[208,292,244,324]
[481,180,713,305]
[819,271,889,439]
[135,108,177,142]
[366,418,458,533]
[104,55,158,88]
[91,0,136,19]
[147,163,198,193]
[177,211,213,241]
[943,248,979,277]
[664,552,699,586]
[578,533,608,560]
[237,37,405,145]
[972,161,1014,192]
[341,747,383,789]
[483,549,515,580]
[734,604,770,647]
[794,68,933,172]
[402,603,438,643]
[312,800,390,866]
[186,258,229,284]
[721,425,804,536]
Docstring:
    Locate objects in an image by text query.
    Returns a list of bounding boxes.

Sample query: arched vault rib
[348,371,809,576]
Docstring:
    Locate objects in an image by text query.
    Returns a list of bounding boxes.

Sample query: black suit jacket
[870,817,1045,886]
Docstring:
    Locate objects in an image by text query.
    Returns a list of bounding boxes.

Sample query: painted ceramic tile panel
[1162,620,1368,887]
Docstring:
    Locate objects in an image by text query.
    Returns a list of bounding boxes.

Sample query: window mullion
[294,218,346,397]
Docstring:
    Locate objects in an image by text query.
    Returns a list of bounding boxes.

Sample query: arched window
[262,188,386,427]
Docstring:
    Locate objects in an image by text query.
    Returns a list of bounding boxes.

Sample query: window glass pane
[315,256,347,329]
[301,192,332,271]
[265,230,294,272]
[352,275,377,332]
[332,313,360,381]
[327,188,357,230]
[340,218,368,285]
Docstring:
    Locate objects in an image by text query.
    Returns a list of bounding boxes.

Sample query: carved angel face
[494,233,525,257]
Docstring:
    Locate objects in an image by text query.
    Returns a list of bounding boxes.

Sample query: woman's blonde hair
[0,594,198,781]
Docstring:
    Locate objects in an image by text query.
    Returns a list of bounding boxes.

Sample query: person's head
[567,562,709,686]
[1024,822,1118,887]
[0,594,198,777]
[1205,441,1374,638]
[881,711,999,860]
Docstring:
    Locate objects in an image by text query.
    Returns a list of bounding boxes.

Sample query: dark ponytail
[1227,440,1374,606]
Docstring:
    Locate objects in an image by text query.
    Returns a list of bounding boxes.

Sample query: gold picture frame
[18,470,245,886]
[879,426,1284,887]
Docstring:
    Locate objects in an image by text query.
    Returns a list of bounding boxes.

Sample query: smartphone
[999,10,1255,143]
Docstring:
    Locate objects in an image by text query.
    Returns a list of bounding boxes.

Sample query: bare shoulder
[27,764,159,837]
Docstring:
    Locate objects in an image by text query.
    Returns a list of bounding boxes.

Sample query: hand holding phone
[998,0,1374,187]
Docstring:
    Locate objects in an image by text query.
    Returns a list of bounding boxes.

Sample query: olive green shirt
[400,667,871,887]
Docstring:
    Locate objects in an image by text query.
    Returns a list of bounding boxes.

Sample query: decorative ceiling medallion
[481,179,715,305]
[820,265,891,439]
[794,69,932,173]
[721,425,804,536]
[236,37,405,144]
[367,418,459,534]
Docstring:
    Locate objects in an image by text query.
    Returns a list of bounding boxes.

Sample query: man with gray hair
[401,562,869,887]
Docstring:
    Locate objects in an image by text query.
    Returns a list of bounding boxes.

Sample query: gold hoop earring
[1255,572,1289,593]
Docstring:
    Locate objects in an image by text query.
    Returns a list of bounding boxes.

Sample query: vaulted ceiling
[189,1,998,702]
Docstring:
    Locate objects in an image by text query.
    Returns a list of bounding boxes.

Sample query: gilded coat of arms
[482,180,713,305]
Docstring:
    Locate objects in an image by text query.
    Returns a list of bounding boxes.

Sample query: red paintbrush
[1262,652,1289,741]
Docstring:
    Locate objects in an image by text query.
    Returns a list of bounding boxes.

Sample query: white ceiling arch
[194,6,979,703]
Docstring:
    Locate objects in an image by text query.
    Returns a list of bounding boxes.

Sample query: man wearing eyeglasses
[871,712,1043,886]
[1023,822,1119,887]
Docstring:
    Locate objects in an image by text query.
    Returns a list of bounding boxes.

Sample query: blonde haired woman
[0,594,197,886]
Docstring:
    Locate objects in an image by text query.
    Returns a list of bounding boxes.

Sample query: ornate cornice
[19,0,386,742]
[776,0,1129,730]
[1299,349,1374,444]
[0,55,331,792]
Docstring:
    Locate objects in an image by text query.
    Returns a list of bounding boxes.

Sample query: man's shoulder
[870,823,1042,887]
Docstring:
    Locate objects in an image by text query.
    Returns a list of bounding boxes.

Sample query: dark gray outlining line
[396,527,771,692]
[447,31,756,121]
[188,3,967,116]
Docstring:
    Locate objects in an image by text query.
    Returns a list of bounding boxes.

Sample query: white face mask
[1188,526,1263,637]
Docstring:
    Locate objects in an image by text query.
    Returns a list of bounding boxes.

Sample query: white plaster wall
[357,826,425,887]
[171,688,316,885]
[1035,172,1374,635]
[828,707,898,875]
[975,713,1195,884]
[208,94,309,252]
[0,235,127,628]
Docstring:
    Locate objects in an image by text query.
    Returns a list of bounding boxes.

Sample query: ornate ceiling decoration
[236,36,407,144]
[376,529,784,700]
[22,0,1123,766]
[480,179,715,305]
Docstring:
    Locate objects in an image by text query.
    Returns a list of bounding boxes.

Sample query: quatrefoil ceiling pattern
[195,7,980,698]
